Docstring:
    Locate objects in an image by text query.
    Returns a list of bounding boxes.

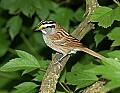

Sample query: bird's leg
[55,54,67,66]
[53,54,68,66]
[57,54,68,63]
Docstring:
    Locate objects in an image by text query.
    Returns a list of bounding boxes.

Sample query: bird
[34,20,105,64]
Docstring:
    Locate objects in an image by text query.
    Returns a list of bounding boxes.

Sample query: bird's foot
[53,59,63,66]
[57,59,62,66]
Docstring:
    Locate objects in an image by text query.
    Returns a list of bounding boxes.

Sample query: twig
[63,82,71,92]
[40,0,103,93]
[59,82,70,92]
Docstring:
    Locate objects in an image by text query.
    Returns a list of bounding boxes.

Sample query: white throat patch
[41,30,47,34]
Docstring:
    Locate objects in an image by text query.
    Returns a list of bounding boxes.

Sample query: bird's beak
[34,27,40,31]
[34,25,44,31]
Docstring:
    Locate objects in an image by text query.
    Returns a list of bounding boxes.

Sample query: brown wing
[49,30,83,47]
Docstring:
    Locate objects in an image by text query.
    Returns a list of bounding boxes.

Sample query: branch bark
[80,80,107,93]
[40,0,105,93]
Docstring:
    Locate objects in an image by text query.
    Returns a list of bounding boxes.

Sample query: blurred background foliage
[0,0,120,93]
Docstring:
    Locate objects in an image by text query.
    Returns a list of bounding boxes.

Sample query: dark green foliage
[0,0,120,93]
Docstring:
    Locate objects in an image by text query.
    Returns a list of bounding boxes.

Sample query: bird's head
[34,20,56,34]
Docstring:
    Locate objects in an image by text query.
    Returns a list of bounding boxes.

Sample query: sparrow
[34,20,105,63]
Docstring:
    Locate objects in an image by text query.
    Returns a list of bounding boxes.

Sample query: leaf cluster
[0,0,120,93]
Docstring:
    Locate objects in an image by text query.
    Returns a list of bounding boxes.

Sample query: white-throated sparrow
[35,20,105,63]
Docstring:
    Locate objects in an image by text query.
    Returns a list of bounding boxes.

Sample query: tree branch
[80,80,107,93]
[40,0,105,93]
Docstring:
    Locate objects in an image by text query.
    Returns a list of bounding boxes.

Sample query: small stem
[63,82,71,92]
[8,47,17,55]
[113,0,120,6]
[59,82,70,93]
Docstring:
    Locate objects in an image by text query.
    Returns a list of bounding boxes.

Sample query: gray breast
[42,34,64,54]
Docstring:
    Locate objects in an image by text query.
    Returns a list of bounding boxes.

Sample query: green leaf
[0,0,36,17]
[0,0,19,14]
[113,7,120,21]
[0,0,54,17]
[91,7,113,28]
[36,8,49,20]
[94,29,109,47]
[49,7,74,29]
[6,16,22,40]
[102,58,120,71]
[66,71,98,89]
[16,50,40,66]
[38,60,51,68]
[35,0,53,19]
[49,2,59,11]
[89,58,120,89]
[107,50,120,60]
[0,50,40,72]
[91,6,120,28]
[70,63,83,74]
[94,30,107,47]
[104,80,120,89]
[22,68,36,75]
[66,63,98,89]
[0,58,39,72]
[33,71,45,82]
[0,28,10,57]
[75,7,85,21]
[19,0,35,17]
[14,82,38,93]
[107,27,120,46]
[0,50,50,73]
[94,33,105,47]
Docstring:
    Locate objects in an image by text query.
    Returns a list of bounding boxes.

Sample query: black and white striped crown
[38,20,56,29]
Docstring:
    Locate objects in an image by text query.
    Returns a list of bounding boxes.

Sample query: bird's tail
[80,47,105,59]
